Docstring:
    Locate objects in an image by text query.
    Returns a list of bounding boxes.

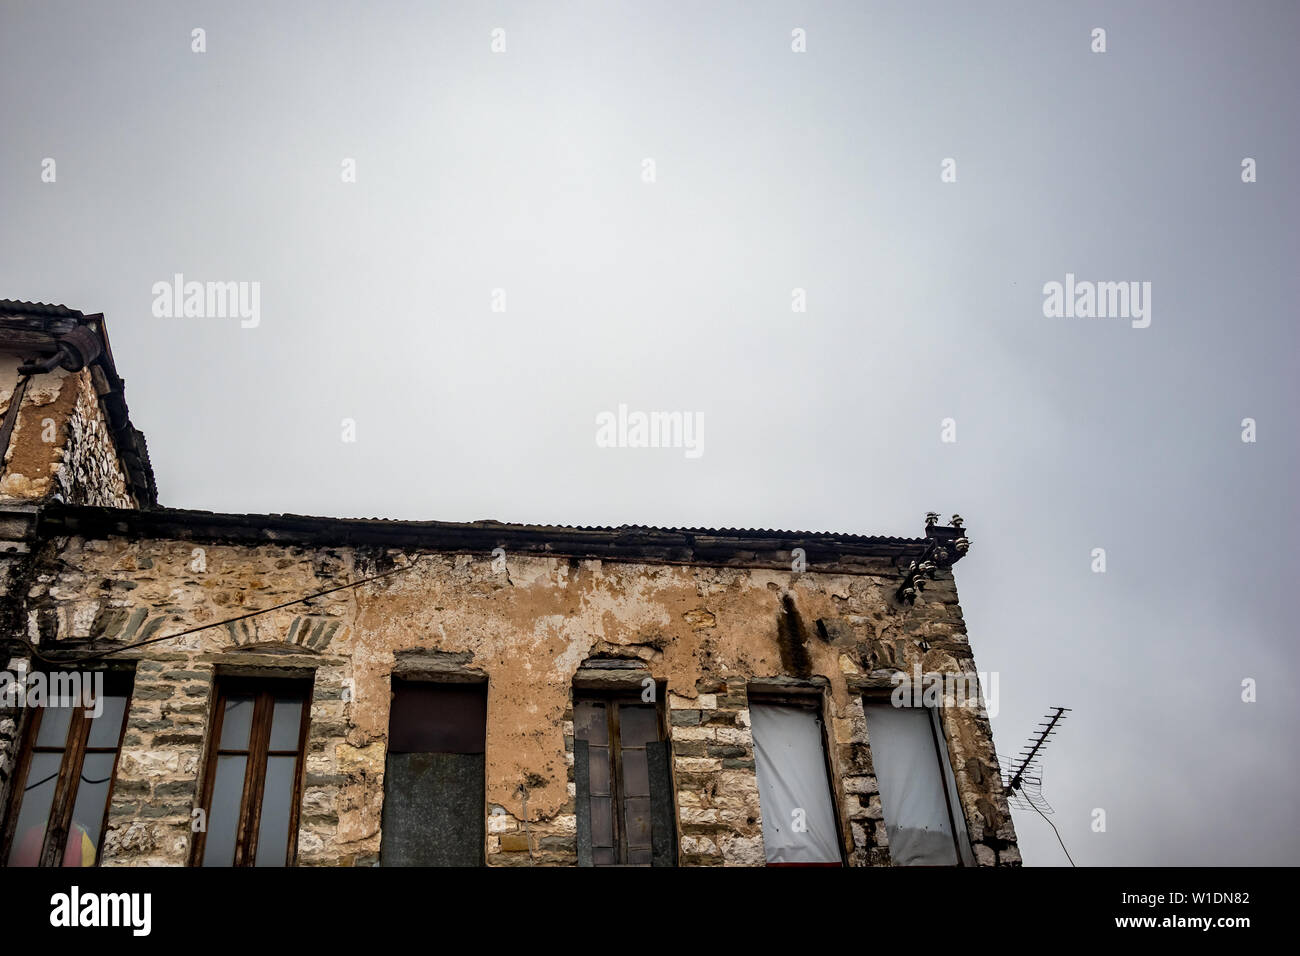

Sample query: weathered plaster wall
[0,356,136,508]
[5,532,1019,867]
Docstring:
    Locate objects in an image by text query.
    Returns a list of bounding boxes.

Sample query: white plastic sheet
[750,702,842,864]
[862,703,975,866]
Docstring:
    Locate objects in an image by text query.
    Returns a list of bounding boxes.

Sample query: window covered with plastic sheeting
[862,701,974,866]
[750,699,843,865]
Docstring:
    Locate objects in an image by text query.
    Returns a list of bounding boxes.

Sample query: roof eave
[29,502,967,575]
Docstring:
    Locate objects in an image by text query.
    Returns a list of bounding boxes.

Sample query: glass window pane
[574,701,607,745]
[219,697,254,750]
[588,747,610,796]
[624,796,652,848]
[202,754,247,866]
[620,748,649,797]
[387,682,485,754]
[268,699,303,752]
[64,752,116,866]
[618,705,659,746]
[255,756,297,866]
[35,704,74,749]
[590,796,613,848]
[86,694,128,749]
[6,752,62,866]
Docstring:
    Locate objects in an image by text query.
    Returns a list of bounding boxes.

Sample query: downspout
[0,372,32,485]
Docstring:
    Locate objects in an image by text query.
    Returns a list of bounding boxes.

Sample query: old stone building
[0,300,1019,867]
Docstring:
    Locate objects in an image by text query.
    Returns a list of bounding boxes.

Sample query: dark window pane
[388,682,486,753]
[6,752,61,866]
[621,748,649,797]
[624,797,652,848]
[268,699,304,752]
[574,701,607,745]
[627,847,653,866]
[590,796,613,847]
[588,747,610,796]
[219,697,254,750]
[618,705,658,746]
[86,695,128,749]
[255,756,296,866]
[65,752,116,867]
[35,705,74,749]
[202,754,247,866]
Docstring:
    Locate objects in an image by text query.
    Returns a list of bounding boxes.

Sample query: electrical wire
[24,769,112,792]
[10,553,426,666]
[1028,796,1076,866]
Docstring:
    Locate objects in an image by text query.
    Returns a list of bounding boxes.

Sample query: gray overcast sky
[2,0,1297,865]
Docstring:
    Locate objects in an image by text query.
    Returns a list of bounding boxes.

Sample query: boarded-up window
[193,677,312,867]
[573,693,675,866]
[1,671,132,867]
[862,701,974,866]
[750,699,843,865]
[380,680,486,866]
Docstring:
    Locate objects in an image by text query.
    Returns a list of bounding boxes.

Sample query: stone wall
[0,357,137,509]
[0,345,144,816]
[1,528,1019,867]
[0,693,18,822]
[668,679,764,865]
[0,505,38,818]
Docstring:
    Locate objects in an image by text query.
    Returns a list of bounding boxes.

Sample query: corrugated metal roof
[37,502,953,568]
[0,300,86,318]
[279,515,917,543]
[457,522,915,543]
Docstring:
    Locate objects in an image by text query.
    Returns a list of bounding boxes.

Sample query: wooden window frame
[190,676,311,867]
[1,670,133,868]
[747,685,848,867]
[573,685,670,867]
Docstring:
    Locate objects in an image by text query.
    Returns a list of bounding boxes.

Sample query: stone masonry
[3,521,1019,867]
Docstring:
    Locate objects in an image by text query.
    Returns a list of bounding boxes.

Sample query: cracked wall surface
[0,531,1019,867]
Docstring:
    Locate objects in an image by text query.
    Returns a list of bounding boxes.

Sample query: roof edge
[30,502,968,574]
